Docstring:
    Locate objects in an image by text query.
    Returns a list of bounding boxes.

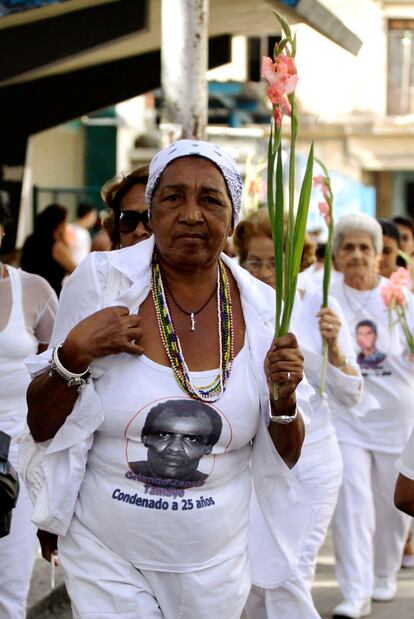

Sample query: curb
[27,584,70,619]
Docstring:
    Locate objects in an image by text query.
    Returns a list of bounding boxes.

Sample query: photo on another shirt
[124,397,232,489]
[355,319,387,371]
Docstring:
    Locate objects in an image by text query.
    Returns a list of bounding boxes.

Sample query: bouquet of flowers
[262,11,314,397]
[313,160,334,394]
[381,267,414,353]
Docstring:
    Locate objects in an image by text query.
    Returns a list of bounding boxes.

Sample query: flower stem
[319,338,328,396]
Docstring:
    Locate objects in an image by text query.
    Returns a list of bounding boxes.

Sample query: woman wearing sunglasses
[101,165,151,249]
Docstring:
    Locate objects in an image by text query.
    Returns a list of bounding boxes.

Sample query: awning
[275,0,362,55]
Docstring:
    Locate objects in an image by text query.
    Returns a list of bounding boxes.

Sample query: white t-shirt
[293,291,361,444]
[330,277,414,453]
[72,339,260,572]
[396,427,414,480]
[0,267,57,439]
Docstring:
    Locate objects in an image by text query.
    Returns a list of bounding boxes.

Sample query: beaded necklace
[151,253,234,402]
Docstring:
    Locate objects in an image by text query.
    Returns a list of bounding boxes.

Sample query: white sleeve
[396,427,414,480]
[50,252,108,347]
[324,295,363,407]
[21,253,110,535]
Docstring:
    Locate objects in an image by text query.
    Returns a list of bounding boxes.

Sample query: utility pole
[160,0,209,144]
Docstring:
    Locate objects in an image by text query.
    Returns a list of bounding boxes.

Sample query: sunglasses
[119,210,150,233]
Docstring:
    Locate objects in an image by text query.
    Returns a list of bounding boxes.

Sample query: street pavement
[28,531,414,618]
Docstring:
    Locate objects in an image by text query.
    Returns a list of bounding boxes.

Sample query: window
[247,36,281,82]
[387,19,414,115]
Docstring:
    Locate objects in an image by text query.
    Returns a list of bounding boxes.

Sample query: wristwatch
[269,407,298,424]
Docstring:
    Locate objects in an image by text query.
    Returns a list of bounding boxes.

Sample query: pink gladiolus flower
[318,201,330,226]
[313,175,330,198]
[273,106,283,128]
[313,175,325,187]
[262,54,298,118]
[267,84,284,106]
[380,276,411,307]
[380,284,393,307]
[277,54,297,76]
[390,267,412,290]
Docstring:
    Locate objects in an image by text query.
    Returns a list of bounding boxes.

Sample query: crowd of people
[0,139,414,619]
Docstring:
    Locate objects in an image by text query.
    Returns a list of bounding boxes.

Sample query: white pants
[242,435,340,619]
[0,445,39,619]
[332,442,412,599]
[243,578,321,619]
[294,433,343,587]
[58,519,251,619]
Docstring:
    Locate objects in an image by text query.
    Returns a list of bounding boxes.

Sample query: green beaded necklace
[151,252,234,402]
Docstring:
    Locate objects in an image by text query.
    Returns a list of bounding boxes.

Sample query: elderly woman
[22,140,313,619]
[329,213,414,619]
[101,165,151,249]
[234,209,362,618]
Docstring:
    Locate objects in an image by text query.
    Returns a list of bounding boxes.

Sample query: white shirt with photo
[22,237,315,585]
[72,340,260,572]
[330,277,414,453]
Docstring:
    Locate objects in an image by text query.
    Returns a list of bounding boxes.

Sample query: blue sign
[279,0,300,7]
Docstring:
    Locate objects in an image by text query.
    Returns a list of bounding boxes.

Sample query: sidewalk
[28,531,414,618]
[313,533,414,619]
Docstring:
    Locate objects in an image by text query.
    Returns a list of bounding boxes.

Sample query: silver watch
[269,407,298,424]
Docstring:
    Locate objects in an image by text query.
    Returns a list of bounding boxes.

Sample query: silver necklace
[342,280,377,314]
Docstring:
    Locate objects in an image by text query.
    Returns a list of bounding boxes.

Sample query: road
[28,531,414,618]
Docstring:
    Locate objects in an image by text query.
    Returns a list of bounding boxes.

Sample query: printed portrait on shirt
[355,319,386,370]
[125,398,230,489]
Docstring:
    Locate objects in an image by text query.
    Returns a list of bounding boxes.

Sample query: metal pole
[161,0,209,144]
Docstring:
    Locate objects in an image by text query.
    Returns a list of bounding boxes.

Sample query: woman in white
[329,213,414,619]
[0,199,58,618]
[234,209,362,618]
[23,140,314,619]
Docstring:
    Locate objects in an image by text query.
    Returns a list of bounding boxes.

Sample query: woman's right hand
[59,306,144,373]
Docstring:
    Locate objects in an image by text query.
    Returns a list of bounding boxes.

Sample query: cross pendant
[190,312,196,331]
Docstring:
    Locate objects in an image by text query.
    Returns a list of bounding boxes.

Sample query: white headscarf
[145,139,243,224]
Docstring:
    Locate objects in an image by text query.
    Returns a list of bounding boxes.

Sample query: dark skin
[27,157,304,478]
[394,473,414,517]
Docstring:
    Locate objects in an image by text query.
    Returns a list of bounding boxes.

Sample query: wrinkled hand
[265,333,304,401]
[37,530,58,563]
[317,306,341,343]
[60,306,144,372]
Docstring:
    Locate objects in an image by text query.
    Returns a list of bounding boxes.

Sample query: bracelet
[49,344,91,392]
[269,406,298,425]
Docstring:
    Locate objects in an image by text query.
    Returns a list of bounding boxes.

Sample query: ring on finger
[287,371,291,383]
[327,324,333,331]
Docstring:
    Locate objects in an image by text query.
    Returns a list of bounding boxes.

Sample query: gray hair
[333,213,383,256]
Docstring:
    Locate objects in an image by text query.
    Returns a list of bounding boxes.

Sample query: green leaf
[274,144,285,335]
[276,38,289,56]
[272,9,292,38]
[314,156,334,306]
[291,142,314,280]
[267,125,275,228]
[291,32,297,57]
[284,98,298,303]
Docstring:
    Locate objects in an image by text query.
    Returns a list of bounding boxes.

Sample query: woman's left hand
[265,333,304,402]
